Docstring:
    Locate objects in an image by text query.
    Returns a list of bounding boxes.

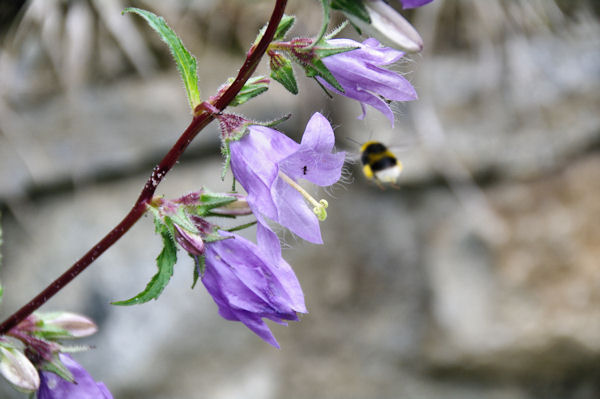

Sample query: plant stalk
[0,0,288,335]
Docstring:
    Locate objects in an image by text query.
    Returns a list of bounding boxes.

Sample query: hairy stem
[0,0,288,335]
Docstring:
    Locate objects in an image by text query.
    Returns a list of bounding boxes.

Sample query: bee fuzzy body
[360,141,403,185]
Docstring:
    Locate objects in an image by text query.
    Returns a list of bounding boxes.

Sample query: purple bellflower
[319,38,417,126]
[201,228,306,348]
[229,112,345,244]
[38,354,112,399]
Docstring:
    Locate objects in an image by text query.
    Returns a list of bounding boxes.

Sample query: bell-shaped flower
[201,228,306,348]
[38,354,112,399]
[319,38,417,126]
[229,112,345,244]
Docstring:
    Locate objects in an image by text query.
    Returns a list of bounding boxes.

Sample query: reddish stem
[0,0,288,335]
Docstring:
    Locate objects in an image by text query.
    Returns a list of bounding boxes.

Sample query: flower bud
[174,224,205,256]
[353,0,424,53]
[38,312,98,339]
[211,197,253,216]
[0,345,40,393]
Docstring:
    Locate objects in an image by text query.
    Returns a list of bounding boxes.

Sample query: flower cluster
[149,112,344,348]
[0,0,437,395]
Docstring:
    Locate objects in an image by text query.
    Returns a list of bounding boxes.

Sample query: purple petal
[401,0,434,9]
[272,177,323,244]
[231,309,280,348]
[327,38,405,65]
[38,354,113,399]
[280,147,346,186]
[299,112,335,152]
[317,77,397,125]
[256,223,306,312]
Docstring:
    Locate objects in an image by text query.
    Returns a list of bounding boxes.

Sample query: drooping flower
[38,354,113,399]
[229,112,345,244]
[201,228,306,348]
[319,38,417,126]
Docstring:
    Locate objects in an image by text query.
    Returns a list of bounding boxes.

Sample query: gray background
[0,0,599,398]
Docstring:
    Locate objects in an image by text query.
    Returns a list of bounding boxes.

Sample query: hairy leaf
[112,225,177,306]
[124,8,201,110]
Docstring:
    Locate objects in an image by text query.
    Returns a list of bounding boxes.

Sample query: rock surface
[0,1,599,398]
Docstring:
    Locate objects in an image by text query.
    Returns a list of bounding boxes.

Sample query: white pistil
[278,171,329,221]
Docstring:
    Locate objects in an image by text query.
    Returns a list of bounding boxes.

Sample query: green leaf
[229,76,270,107]
[112,225,177,306]
[270,54,298,95]
[273,15,296,41]
[124,8,201,110]
[331,0,371,23]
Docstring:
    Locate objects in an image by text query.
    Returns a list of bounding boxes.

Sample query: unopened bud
[211,198,253,216]
[0,346,40,393]
[174,224,205,256]
[353,0,424,53]
[39,312,98,339]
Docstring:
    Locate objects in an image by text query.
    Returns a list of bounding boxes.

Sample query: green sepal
[229,76,270,107]
[221,142,232,181]
[331,0,371,23]
[270,54,298,95]
[123,8,201,111]
[263,113,292,127]
[40,354,75,383]
[226,221,257,233]
[169,207,198,233]
[197,192,237,216]
[31,324,71,341]
[313,43,358,59]
[191,255,205,289]
[273,15,296,41]
[304,59,344,92]
[112,221,177,306]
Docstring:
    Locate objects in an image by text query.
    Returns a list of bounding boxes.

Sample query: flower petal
[299,112,335,152]
[38,354,113,399]
[272,177,323,244]
[401,0,434,9]
[257,222,306,313]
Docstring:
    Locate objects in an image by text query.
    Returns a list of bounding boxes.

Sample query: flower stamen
[278,171,328,221]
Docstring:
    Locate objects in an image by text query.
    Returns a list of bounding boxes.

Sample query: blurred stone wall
[0,1,599,398]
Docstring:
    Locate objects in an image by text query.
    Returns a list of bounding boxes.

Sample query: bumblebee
[360,141,403,185]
